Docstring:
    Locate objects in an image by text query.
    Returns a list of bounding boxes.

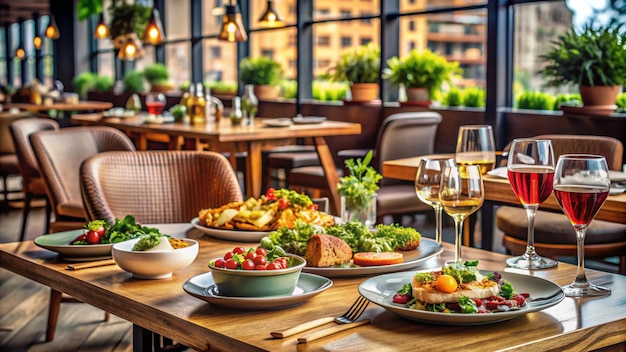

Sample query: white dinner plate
[263,118,293,128]
[359,270,564,325]
[190,217,268,242]
[292,116,327,124]
[34,229,115,261]
[183,272,332,310]
[303,238,443,278]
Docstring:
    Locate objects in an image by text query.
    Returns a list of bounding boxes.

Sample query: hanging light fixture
[258,0,283,27]
[143,8,166,45]
[118,34,144,61]
[15,44,26,60]
[218,0,247,42]
[15,19,26,59]
[94,12,110,39]
[33,13,43,49]
[45,14,60,39]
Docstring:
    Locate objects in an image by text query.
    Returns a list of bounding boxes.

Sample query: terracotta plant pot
[579,85,621,106]
[349,83,379,102]
[253,85,280,100]
[406,87,431,102]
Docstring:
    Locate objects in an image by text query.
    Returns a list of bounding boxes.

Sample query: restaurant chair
[29,126,136,342]
[0,111,31,213]
[80,150,244,224]
[290,112,442,222]
[496,134,626,274]
[262,144,320,189]
[9,117,59,241]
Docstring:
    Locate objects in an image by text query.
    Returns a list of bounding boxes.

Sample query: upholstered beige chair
[9,117,59,240]
[290,112,442,222]
[497,134,626,274]
[80,150,244,224]
[0,111,31,212]
[29,126,136,341]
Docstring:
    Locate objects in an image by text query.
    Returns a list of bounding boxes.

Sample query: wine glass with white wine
[455,125,496,176]
[439,165,484,264]
[415,157,456,244]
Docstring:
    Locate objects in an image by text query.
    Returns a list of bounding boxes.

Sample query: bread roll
[305,234,352,267]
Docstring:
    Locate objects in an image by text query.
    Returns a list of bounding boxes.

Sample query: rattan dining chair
[496,134,626,274]
[290,112,441,222]
[80,150,244,224]
[9,117,59,241]
[29,126,136,342]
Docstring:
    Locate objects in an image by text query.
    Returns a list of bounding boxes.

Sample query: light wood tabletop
[70,113,361,213]
[6,101,113,112]
[1,224,625,352]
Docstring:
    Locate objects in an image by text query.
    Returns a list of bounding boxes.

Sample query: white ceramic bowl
[112,237,199,279]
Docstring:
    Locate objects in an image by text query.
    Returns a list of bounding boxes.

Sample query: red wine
[146,101,165,115]
[554,185,609,226]
[508,166,554,205]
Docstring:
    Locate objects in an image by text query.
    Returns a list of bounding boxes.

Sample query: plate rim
[34,229,115,260]
[292,116,327,124]
[303,238,443,277]
[190,217,268,242]
[358,270,564,325]
[183,272,333,310]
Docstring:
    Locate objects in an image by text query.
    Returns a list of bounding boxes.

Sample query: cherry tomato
[267,263,282,270]
[265,188,276,200]
[70,233,87,245]
[255,247,267,256]
[255,264,267,270]
[223,252,234,260]
[253,256,267,266]
[241,260,256,270]
[392,293,411,304]
[232,247,245,255]
[309,203,318,210]
[224,259,239,270]
[435,274,458,293]
[213,259,226,268]
[245,251,257,260]
[277,198,289,210]
[273,258,288,269]
[86,230,102,244]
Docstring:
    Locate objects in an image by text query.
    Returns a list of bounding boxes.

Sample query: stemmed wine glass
[554,154,611,297]
[455,125,496,176]
[505,139,558,269]
[439,165,484,264]
[415,157,456,244]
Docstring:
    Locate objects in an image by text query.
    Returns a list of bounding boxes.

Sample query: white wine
[455,160,495,176]
[415,186,440,207]
[440,197,482,221]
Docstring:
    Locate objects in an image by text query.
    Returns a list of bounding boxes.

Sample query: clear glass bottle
[189,83,206,125]
[241,84,258,125]
[231,96,243,126]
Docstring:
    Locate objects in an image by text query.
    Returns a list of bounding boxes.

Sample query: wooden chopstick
[66,259,116,271]
[297,319,371,343]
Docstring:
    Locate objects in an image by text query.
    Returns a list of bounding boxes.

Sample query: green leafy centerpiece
[337,150,382,227]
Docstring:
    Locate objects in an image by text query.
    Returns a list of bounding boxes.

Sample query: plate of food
[263,221,443,277]
[292,116,327,125]
[358,261,564,325]
[194,189,335,242]
[183,272,332,310]
[263,118,293,128]
[34,215,168,261]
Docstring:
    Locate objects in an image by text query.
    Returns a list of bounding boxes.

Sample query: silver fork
[270,295,370,339]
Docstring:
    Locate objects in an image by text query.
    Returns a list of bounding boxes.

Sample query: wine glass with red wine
[554,154,611,297]
[505,139,558,269]
[146,93,166,118]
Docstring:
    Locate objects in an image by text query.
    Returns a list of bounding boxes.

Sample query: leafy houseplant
[383,49,462,104]
[328,43,381,102]
[337,150,382,226]
[122,70,147,93]
[72,71,114,98]
[143,63,173,92]
[239,56,284,100]
[540,22,626,106]
[516,91,556,111]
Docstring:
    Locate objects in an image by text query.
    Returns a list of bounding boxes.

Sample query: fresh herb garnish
[337,150,382,211]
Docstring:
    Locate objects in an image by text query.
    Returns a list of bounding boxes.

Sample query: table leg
[133,324,153,352]
[481,201,495,251]
[313,136,340,215]
[245,142,264,198]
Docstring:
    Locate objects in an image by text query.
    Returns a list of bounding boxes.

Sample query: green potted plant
[383,49,462,106]
[337,150,382,227]
[239,56,284,100]
[328,43,381,102]
[540,22,626,108]
[143,63,173,93]
[122,70,148,93]
[72,72,115,98]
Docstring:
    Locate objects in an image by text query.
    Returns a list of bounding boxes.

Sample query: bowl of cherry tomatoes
[208,246,306,297]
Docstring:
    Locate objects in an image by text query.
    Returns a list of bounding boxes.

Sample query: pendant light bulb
[94,13,109,39]
[33,36,42,49]
[144,8,166,45]
[258,0,284,27]
[218,4,247,42]
[45,14,60,39]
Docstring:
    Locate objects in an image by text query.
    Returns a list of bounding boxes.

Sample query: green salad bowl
[208,254,306,297]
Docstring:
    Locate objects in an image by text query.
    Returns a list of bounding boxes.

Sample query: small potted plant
[383,49,462,106]
[143,63,173,93]
[328,43,381,102]
[337,150,382,227]
[540,22,626,108]
[239,56,284,100]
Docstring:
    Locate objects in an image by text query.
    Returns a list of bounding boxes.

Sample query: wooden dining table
[383,156,626,250]
[70,113,362,213]
[0,223,625,352]
[6,100,114,113]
